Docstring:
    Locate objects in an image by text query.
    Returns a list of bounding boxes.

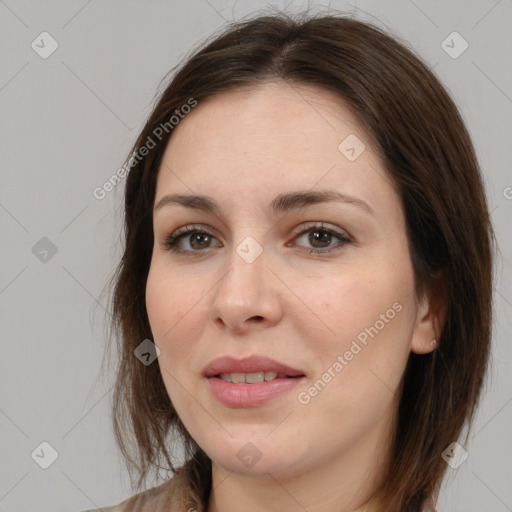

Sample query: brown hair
[101,8,497,511]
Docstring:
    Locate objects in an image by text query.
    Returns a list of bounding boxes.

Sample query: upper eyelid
[160,222,354,257]
[164,222,351,248]
[167,221,348,238]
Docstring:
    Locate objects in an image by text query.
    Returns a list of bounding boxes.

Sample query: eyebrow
[154,190,374,216]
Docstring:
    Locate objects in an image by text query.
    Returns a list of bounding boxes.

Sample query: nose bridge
[216,235,268,308]
[209,234,282,330]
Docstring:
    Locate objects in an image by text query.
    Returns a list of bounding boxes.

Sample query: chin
[212,450,296,478]
[202,433,306,478]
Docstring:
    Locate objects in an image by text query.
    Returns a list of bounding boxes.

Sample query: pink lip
[202,355,306,408]
[206,376,305,408]
[202,355,305,378]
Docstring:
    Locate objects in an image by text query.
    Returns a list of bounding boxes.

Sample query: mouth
[203,355,306,408]
[205,372,306,409]
[202,354,306,379]
[214,371,303,384]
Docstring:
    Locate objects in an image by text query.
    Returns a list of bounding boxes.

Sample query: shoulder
[423,504,444,512]
[421,498,443,512]
[80,473,184,512]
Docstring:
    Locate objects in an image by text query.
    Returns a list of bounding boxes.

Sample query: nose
[209,245,283,335]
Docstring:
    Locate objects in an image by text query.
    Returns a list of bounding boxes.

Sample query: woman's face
[146,81,437,485]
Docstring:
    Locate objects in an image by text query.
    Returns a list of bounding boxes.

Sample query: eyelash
[161,222,352,256]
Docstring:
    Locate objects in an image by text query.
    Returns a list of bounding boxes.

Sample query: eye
[289,222,352,254]
[162,224,220,254]
[161,222,352,255]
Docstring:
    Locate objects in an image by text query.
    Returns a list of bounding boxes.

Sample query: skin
[145,80,441,512]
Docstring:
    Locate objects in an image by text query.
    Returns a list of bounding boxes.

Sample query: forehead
[155,81,397,219]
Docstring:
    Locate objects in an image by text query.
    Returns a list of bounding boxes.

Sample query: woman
[93,9,496,512]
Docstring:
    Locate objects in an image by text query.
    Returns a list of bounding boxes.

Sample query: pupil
[310,230,331,248]
[191,233,209,249]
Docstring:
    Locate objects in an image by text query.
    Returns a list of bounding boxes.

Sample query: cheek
[301,265,414,365]
[295,272,414,439]
[145,260,207,364]
[146,262,186,347]
[301,272,385,339]
[146,265,173,335]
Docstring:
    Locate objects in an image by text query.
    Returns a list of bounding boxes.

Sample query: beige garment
[82,478,174,512]
[83,474,441,512]
[82,471,201,512]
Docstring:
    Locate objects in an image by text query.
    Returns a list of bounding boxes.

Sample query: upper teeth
[218,371,287,383]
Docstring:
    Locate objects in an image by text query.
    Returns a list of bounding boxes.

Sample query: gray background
[1,1,511,511]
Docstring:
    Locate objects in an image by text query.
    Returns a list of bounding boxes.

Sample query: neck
[206,408,393,512]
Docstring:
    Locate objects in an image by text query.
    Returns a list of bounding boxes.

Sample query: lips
[202,355,305,378]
